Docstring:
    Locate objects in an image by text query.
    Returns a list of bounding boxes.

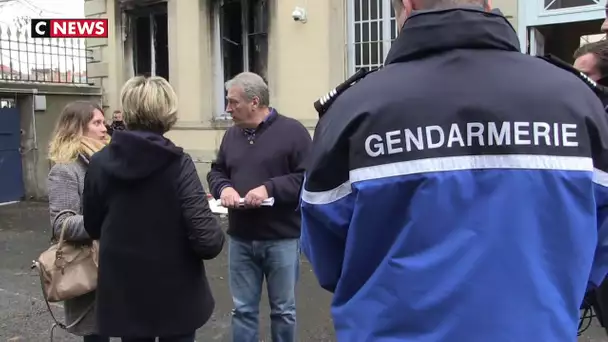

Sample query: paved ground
[0,201,607,342]
[0,202,333,341]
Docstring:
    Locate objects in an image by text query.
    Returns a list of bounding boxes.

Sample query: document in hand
[237,197,275,207]
[208,197,275,214]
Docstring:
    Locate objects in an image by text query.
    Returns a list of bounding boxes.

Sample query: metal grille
[350,0,398,74]
[543,0,599,11]
[0,23,90,84]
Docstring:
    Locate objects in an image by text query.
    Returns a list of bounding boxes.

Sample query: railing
[0,23,90,85]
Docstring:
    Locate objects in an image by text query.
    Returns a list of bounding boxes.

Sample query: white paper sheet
[208,197,275,215]
[237,197,275,207]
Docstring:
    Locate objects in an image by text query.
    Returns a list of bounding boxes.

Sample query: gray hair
[225,72,270,107]
[393,0,488,10]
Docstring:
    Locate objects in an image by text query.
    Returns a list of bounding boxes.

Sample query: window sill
[171,117,234,130]
[171,118,316,131]
[210,116,234,129]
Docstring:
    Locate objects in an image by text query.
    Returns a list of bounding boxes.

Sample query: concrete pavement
[0,202,333,341]
[0,201,606,341]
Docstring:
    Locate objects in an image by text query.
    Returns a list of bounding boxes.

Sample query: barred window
[348,0,399,75]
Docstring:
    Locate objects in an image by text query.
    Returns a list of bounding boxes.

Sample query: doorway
[527,19,603,63]
[0,98,24,203]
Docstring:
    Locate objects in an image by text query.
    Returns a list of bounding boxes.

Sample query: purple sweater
[207,112,312,240]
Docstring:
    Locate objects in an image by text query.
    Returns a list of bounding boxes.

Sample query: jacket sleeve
[179,154,225,260]
[582,88,608,290]
[300,103,359,293]
[587,94,608,289]
[207,132,233,199]
[82,157,105,240]
[263,121,312,204]
[48,164,91,241]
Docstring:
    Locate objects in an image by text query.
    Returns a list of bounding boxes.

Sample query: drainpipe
[26,90,40,200]
[31,89,38,152]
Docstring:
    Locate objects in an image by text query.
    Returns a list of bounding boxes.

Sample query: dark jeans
[229,237,300,342]
[590,279,608,334]
[120,332,196,342]
[83,335,109,342]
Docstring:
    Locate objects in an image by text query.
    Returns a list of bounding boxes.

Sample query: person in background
[207,72,311,342]
[82,76,225,342]
[47,101,109,342]
[574,40,608,108]
[574,39,608,334]
[105,110,126,136]
[300,0,608,341]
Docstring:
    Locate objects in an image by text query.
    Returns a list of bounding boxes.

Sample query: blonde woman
[47,101,109,342]
[82,76,225,342]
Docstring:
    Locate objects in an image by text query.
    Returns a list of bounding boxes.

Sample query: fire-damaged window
[125,2,169,81]
[213,0,269,116]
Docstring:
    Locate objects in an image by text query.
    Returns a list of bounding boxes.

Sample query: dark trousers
[83,336,109,342]
[591,280,608,334]
[121,332,196,342]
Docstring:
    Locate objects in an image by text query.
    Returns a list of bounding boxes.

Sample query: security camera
[292,7,307,23]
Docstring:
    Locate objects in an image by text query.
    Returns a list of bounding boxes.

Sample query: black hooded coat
[83,130,224,337]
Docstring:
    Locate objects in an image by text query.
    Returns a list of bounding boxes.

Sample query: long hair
[48,101,103,164]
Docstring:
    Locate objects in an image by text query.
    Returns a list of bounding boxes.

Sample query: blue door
[0,105,24,203]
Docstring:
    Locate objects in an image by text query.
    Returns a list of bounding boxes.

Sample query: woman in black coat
[82,76,225,342]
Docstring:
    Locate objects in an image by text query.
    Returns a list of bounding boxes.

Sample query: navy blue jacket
[300,7,608,342]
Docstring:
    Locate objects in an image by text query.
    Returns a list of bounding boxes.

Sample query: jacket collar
[385,7,520,65]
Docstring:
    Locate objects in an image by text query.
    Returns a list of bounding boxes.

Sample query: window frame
[212,0,252,119]
[346,0,398,76]
[125,3,169,80]
[542,0,601,13]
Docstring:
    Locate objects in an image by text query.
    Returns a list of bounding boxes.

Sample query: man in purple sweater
[207,72,311,342]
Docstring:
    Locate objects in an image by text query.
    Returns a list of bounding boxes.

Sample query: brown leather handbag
[32,209,99,303]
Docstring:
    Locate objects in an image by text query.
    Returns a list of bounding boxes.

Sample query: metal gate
[0,99,24,203]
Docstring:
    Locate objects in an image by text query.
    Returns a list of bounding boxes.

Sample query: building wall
[493,0,518,31]
[85,0,133,119]
[0,82,102,200]
[86,0,518,186]
[85,0,344,184]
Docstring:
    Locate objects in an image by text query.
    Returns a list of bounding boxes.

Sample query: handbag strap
[44,209,92,341]
[33,264,94,341]
[51,209,77,248]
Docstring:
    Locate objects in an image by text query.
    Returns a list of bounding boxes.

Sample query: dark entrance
[0,99,24,203]
[530,19,604,63]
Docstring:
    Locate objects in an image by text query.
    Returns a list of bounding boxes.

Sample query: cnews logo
[31,19,108,38]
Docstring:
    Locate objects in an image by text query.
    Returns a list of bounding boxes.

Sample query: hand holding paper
[238,197,275,207]
[209,197,274,215]
[216,185,273,210]
[243,185,270,208]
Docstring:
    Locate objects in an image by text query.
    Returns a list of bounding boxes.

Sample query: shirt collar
[243,108,276,134]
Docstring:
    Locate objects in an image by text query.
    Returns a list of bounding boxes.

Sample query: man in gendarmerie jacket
[207,72,311,342]
[300,0,608,341]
